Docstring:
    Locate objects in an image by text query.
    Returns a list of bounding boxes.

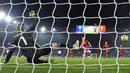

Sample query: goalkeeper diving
[4,11,51,64]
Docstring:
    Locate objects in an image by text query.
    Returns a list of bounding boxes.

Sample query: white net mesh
[0,0,130,73]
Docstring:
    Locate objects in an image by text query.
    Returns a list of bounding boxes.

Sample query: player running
[4,20,51,64]
[103,41,109,57]
[80,36,92,57]
[119,45,125,58]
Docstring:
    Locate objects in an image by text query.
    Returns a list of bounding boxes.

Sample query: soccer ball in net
[121,34,128,42]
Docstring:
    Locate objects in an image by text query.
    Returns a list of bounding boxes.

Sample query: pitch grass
[0,56,130,73]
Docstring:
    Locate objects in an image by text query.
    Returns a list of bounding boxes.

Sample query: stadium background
[0,0,130,60]
[0,27,130,58]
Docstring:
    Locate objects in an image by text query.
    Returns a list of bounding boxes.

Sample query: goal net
[0,0,130,73]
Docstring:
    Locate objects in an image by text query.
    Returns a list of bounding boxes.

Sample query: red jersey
[120,46,124,56]
[69,50,73,55]
[120,49,124,53]
[103,43,109,53]
[81,40,89,48]
[103,44,109,49]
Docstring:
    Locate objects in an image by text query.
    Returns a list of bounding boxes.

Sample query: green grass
[0,56,130,73]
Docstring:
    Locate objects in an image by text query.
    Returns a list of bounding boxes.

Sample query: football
[121,34,128,42]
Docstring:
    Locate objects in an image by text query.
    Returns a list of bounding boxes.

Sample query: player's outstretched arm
[4,38,18,63]
[27,10,38,31]
[27,19,38,31]
[4,47,16,63]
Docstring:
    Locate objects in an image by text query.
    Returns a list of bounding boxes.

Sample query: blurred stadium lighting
[5,16,12,22]
[0,11,5,19]
[13,20,17,24]
[52,28,56,31]
[41,27,46,32]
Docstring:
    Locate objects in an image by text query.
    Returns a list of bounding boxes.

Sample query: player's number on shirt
[20,36,28,45]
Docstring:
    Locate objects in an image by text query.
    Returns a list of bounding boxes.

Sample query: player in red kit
[119,45,125,58]
[103,42,109,57]
[80,37,92,57]
[77,51,81,57]
[69,49,73,57]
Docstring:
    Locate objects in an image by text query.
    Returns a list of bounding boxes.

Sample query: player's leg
[120,52,122,58]
[82,47,87,57]
[85,48,90,57]
[34,58,48,63]
[24,49,48,63]
[33,48,51,63]
[122,51,124,58]
[21,47,45,63]
[104,50,107,57]
[69,49,73,57]
[26,57,33,63]
[26,56,47,64]
[22,48,35,63]
[86,51,91,58]
[106,51,108,57]
[33,43,51,63]
[120,51,124,58]
[77,50,81,57]
[86,51,90,56]
[119,50,121,58]
[82,49,85,57]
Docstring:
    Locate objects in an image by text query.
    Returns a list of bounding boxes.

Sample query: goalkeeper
[4,19,51,64]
